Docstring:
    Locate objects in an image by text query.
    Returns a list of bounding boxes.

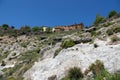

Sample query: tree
[20,26,31,32]
[94,14,104,25]
[32,26,40,32]
[2,24,9,30]
[46,27,51,33]
[11,26,15,29]
[39,27,43,32]
[108,10,117,18]
[20,26,31,35]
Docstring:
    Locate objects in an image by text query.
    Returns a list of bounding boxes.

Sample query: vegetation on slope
[0,10,120,80]
[62,60,120,80]
[1,49,41,80]
[61,39,75,49]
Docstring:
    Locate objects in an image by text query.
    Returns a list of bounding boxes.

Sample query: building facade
[53,23,84,32]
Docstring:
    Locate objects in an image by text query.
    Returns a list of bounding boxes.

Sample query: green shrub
[7,77,16,80]
[19,49,40,64]
[94,14,104,25]
[61,67,83,80]
[20,41,30,48]
[106,29,114,36]
[1,60,6,66]
[61,39,75,48]
[6,76,24,80]
[53,48,62,58]
[88,60,120,80]
[110,35,119,42]
[91,31,97,37]
[108,10,117,18]
[113,26,120,33]
[88,60,110,80]
[61,77,69,80]
[96,31,101,36]
[20,26,31,33]
[68,67,83,80]
[0,76,4,80]
[46,27,52,33]
[106,73,120,80]
[0,51,9,62]
[2,24,9,30]
[32,26,40,32]
[106,26,120,36]
[16,65,30,77]
[89,60,105,76]
[3,64,23,78]
[102,22,114,27]
[2,49,41,79]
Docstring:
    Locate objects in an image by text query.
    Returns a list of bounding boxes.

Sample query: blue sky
[0,0,120,28]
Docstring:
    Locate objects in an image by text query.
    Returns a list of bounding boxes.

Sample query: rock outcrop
[24,37,120,80]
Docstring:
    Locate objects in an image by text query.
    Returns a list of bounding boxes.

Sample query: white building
[52,28,55,32]
[43,27,47,32]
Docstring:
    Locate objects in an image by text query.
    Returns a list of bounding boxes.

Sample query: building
[52,28,55,32]
[43,27,47,32]
[54,23,84,32]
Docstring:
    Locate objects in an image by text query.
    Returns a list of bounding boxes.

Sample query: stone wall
[54,23,84,32]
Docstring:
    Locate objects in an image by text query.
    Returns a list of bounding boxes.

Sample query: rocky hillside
[0,15,120,80]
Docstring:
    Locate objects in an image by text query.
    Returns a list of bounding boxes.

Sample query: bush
[88,60,120,80]
[0,51,9,62]
[46,27,52,33]
[2,24,9,30]
[61,39,75,48]
[91,31,97,37]
[7,77,16,80]
[61,77,69,80]
[110,35,119,42]
[113,26,120,33]
[3,64,23,77]
[16,65,30,76]
[94,14,104,25]
[2,49,41,79]
[102,22,114,27]
[61,67,83,80]
[106,73,120,80]
[108,10,117,18]
[106,26,120,36]
[19,49,40,64]
[1,61,6,66]
[89,60,105,76]
[88,60,111,80]
[32,26,40,32]
[20,41,30,48]
[68,67,83,80]
[106,29,114,36]
[53,48,62,58]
